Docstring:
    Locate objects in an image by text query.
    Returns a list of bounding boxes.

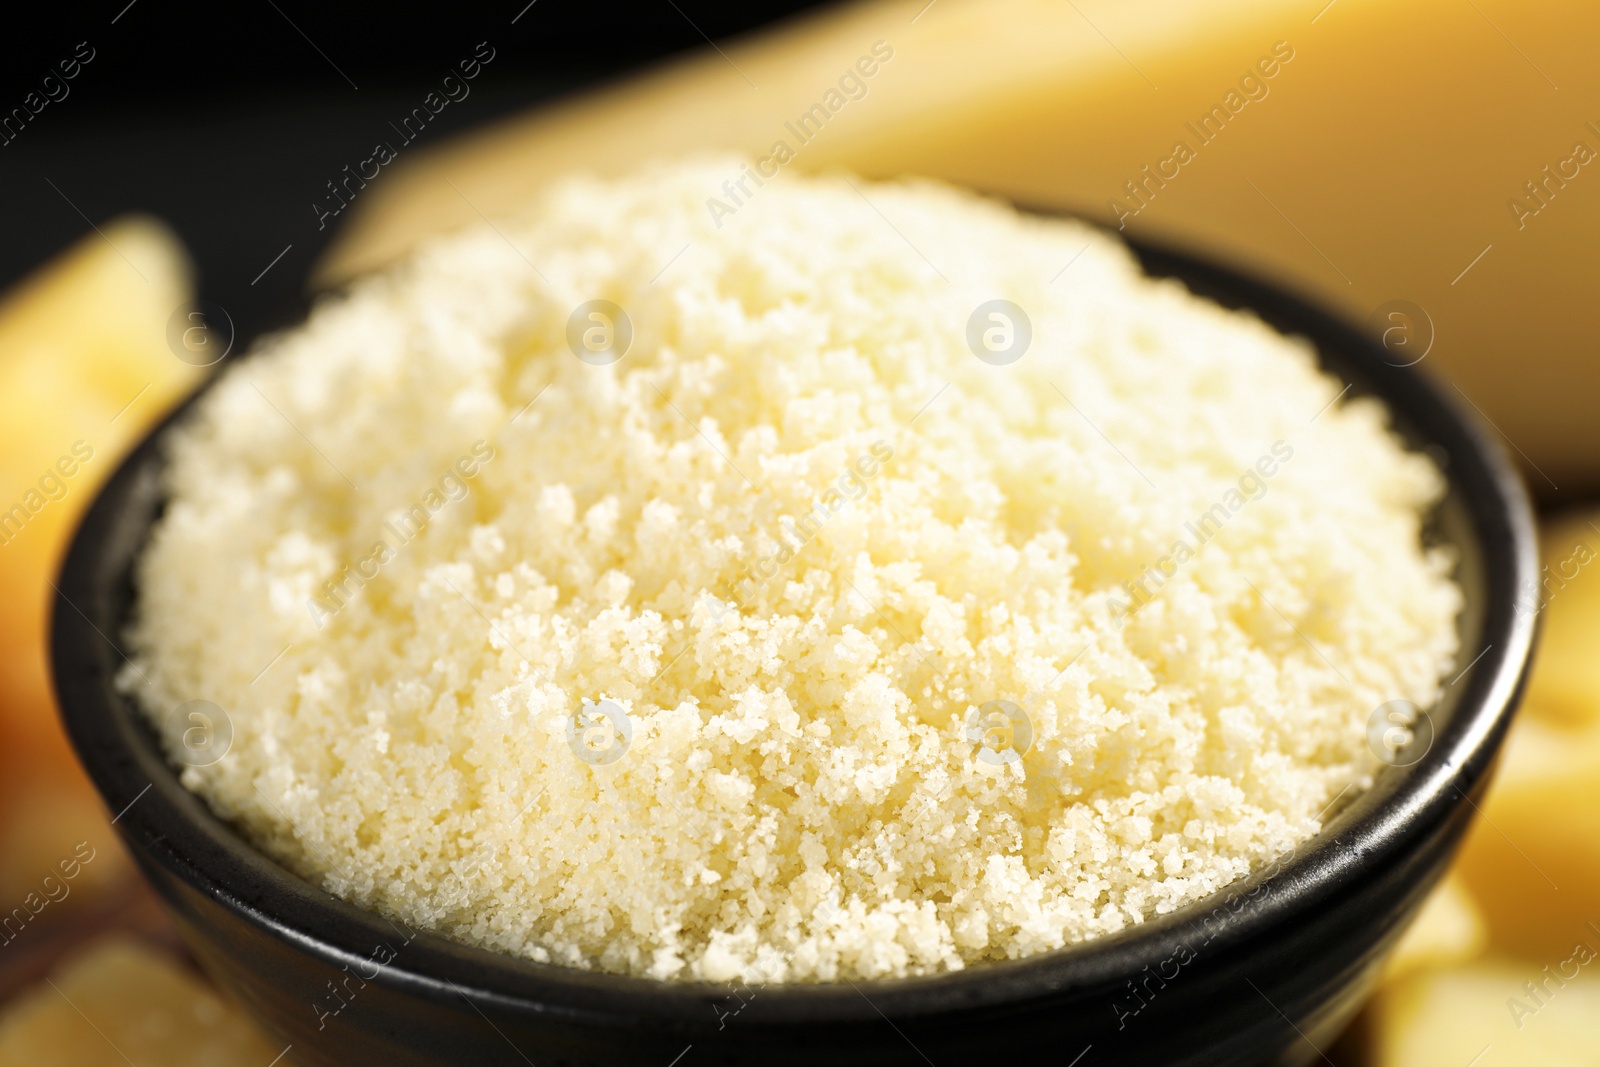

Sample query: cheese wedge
[1372,955,1600,1067]
[1519,509,1600,728]
[1456,714,1600,958]
[320,0,1600,491]
[0,217,198,767]
[0,938,282,1066]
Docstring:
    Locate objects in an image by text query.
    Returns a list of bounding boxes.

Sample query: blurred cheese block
[1456,714,1600,958]
[0,217,198,765]
[1380,874,1487,987]
[1372,956,1600,1067]
[320,0,1600,492]
[1519,509,1600,728]
[1454,508,1600,956]
[1371,504,1600,1055]
[0,937,281,1066]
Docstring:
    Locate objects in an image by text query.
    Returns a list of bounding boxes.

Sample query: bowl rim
[50,226,1539,1028]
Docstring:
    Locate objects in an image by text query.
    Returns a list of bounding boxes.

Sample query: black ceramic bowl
[52,235,1537,1067]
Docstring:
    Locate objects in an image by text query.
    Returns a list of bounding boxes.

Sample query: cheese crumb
[125,160,1460,982]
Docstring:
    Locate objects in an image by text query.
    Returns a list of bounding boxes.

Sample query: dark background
[0,0,831,343]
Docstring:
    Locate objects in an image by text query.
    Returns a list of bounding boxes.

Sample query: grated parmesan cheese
[125,160,1461,982]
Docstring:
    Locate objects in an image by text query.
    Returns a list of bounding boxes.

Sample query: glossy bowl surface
[52,234,1538,1067]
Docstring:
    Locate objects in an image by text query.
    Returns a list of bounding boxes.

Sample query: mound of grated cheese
[125,160,1461,982]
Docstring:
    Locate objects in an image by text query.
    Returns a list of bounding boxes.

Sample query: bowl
[51,232,1538,1067]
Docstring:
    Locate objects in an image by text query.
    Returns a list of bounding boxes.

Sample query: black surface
[51,230,1540,1066]
[0,1,836,343]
